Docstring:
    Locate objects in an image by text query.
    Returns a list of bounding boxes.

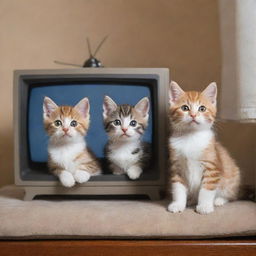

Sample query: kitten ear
[202,82,217,105]
[169,81,185,105]
[103,96,117,118]
[74,97,90,118]
[134,97,150,118]
[43,97,58,118]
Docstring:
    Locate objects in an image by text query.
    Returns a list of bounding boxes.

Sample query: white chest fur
[170,130,213,194]
[108,141,142,171]
[48,140,86,173]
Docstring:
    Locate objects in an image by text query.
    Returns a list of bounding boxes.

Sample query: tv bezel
[14,68,169,188]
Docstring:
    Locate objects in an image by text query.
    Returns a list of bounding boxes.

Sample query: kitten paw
[214,197,228,207]
[127,166,142,180]
[196,204,214,214]
[74,170,90,183]
[59,171,75,187]
[167,202,186,213]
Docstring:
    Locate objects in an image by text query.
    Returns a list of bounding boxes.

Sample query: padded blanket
[0,186,255,239]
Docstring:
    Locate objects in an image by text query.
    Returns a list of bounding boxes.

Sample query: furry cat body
[43,97,101,187]
[168,82,240,214]
[103,96,151,180]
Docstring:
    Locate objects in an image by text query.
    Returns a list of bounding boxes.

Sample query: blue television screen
[28,83,152,163]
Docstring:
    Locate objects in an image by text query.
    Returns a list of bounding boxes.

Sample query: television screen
[29,83,152,163]
[14,68,169,193]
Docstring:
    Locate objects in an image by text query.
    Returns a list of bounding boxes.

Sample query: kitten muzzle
[62,132,72,138]
[190,118,200,125]
[121,133,130,137]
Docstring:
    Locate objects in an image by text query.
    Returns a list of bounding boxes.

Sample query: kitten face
[43,97,90,142]
[103,96,150,142]
[169,81,217,132]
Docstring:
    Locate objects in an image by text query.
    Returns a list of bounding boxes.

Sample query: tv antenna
[54,35,108,68]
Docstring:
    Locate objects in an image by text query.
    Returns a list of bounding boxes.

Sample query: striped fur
[43,97,101,187]
[167,81,240,214]
[103,96,151,180]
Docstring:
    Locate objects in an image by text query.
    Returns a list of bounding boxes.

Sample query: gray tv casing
[14,68,170,200]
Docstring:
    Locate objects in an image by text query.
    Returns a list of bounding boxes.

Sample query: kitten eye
[70,120,77,127]
[181,105,190,111]
[113,119,121,126]
[54,120,62,127]
[130,120,137,127]
[198,105,206,112]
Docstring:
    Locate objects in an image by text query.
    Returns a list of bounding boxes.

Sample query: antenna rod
[54,60,83,68]
[93,35,109,57]
[86,37,93,57]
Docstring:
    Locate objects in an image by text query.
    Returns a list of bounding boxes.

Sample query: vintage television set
[14,68,169,200]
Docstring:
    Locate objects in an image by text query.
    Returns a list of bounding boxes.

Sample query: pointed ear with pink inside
[202,82,217,105]
[74,97,90,118]
[103,95,118,119]
[169,81,185,105]
[135,97,150,118]
[43,97,58,118]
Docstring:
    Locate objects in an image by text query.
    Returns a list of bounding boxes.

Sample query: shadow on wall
[0,129,14,185]
[216,121,256,186]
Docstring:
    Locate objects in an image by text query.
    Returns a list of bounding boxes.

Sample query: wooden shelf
[1,238,256,256]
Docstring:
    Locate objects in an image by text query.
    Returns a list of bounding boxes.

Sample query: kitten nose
[63,128,69,133]
[122,128,128,133]
[190,113,196,118]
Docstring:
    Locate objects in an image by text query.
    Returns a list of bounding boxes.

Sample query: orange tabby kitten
[168,81,240,214]
[43,97,101,187]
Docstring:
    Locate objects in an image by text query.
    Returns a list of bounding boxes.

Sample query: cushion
[0,186,255,239]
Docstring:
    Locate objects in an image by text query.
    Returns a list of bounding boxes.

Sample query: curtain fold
[219,0,256,121]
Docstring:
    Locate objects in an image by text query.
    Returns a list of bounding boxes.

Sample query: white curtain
[219,0,256,121]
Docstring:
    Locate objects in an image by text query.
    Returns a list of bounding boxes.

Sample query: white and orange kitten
[103,96,150,180]
[168,81,240,214]
[43,97,101,187]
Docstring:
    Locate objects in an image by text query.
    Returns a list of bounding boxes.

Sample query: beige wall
[0,0,255,187]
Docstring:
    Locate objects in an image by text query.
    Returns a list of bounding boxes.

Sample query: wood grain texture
[0,239,256,256]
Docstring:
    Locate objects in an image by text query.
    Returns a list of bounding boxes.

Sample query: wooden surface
[0,239,256,256]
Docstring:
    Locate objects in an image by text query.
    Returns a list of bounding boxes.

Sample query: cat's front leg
[73,170,91,183]
[74,159,102,183]
[54,170,75,187]
[196,188,216,214]
[126,165,142,180]
[168,181,187,213]
[196,169,219,214]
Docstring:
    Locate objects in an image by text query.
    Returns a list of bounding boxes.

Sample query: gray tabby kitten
[103,96,151,180]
